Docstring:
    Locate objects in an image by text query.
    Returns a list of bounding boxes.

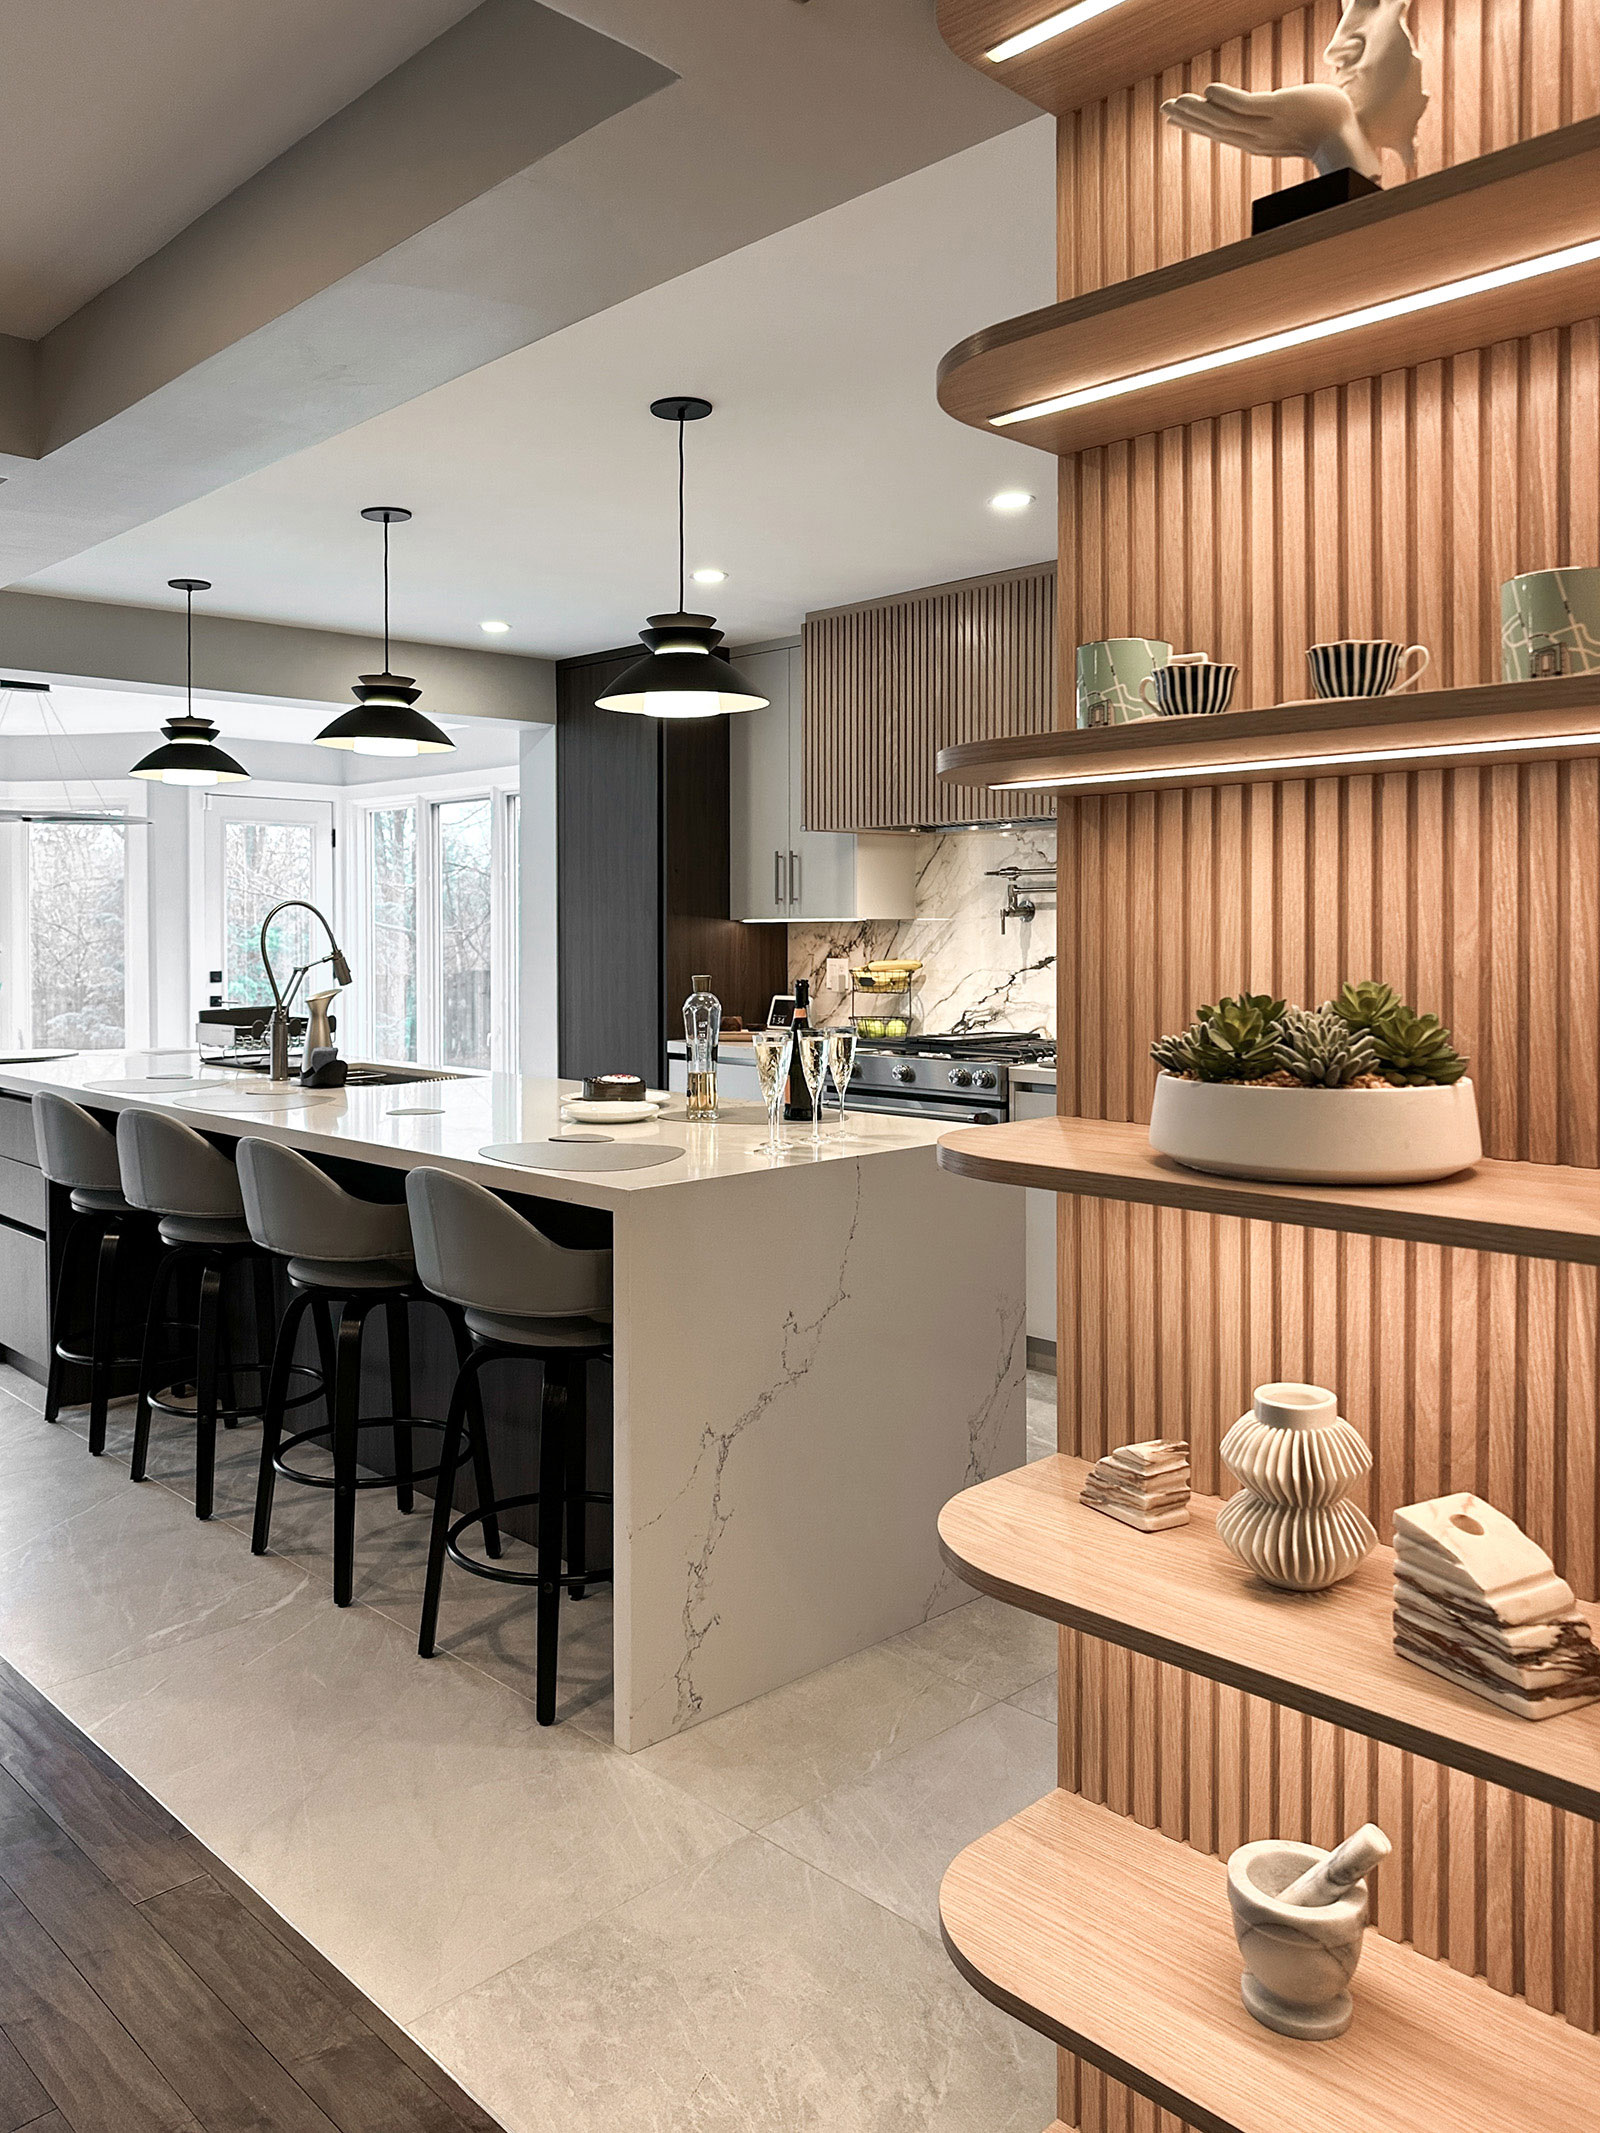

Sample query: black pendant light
[595,397,768,719]
[131,579,248,785]
[316,507,452,757]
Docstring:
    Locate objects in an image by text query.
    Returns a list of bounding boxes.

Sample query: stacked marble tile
[1080,1439,1191,1532]
[1392,1492,1600,1721]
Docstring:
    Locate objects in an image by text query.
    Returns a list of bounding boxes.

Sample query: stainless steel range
[847,1031,1054,1126]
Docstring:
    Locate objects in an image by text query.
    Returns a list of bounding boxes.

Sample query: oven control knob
[974,1068,999,1091]
[948,1067,974,1088]
[892,1063,916,1083]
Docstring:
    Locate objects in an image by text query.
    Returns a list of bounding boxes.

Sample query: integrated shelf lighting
[992,237,1600,429]
[985,0,1129,63]
[988,729,1600,793]
[988,489,1035,513]
[480,619,511,635]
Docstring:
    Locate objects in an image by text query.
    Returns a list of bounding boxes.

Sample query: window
[369,805,417,1061]
[223,819,316,1004]
[28,822,127,1047]
[438,798,492,1068]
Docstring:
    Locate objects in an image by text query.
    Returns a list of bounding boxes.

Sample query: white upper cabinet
[730,647,914,924]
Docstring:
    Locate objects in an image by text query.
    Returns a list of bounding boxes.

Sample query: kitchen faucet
[259,901,352,1082]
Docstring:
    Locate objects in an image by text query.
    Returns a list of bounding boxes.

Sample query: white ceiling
[0,0,482,336]
[23,119,1059,659]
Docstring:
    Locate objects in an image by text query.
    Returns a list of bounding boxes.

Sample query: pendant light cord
[676,414,686,613]
[383,514,392,672]
[184,585,193,714]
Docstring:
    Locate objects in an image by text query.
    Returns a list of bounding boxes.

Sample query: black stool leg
[444,1306,500,1561]
[250,1253,277,1420]
[386,1297,413,1515]
[130,1249,182,1484]
[418,1352,485,1658]
[332,1300,369,1606]
[535,1358,570,1726]
[44,1213,87,1425]
[310,1296,338,1432]
[565,1355,589,1601]
[193,1259,224,1520]
[252,1289,313,1555]
[86,1225,122,1457]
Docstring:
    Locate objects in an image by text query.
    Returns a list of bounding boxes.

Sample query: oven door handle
[848,1093,1001,1124]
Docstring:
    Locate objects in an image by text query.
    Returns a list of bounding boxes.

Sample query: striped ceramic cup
[1139,654,1238,717]
[1306,639,1429,699]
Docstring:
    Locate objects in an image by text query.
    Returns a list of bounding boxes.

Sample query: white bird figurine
[1162,0,1428,183]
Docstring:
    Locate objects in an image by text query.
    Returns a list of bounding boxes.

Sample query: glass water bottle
[683,974,721,1120]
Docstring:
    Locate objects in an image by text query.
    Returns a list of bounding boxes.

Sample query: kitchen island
[0,1052,1025,1750]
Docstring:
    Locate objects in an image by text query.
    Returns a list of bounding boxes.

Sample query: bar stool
[34,1093,145,1455]
[237,1138,495,1607]
[405,1166,612,1725]
[117,1108,283,1519]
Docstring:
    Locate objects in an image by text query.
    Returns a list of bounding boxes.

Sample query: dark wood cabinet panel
[557,653,786,1086]
[803,563,1058,831]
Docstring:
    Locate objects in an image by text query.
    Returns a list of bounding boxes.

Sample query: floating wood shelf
[937,0,1281,116]
[935,675,1600,794]
[937,1116,1600,1266]
[937,119,1600,455]
[940,1456,1600,1818]
[941,1789,1600,2133]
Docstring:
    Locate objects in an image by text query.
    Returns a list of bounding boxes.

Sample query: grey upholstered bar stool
[116,1108,277,1518]
[33,1093,145,1454]
[238,1137,493,1606]
[405,1166,612,1725]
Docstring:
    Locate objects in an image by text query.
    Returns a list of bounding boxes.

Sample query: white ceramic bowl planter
[1148,1072,1482,1184]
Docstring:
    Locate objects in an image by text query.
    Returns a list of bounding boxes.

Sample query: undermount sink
[341,1064,467,1087]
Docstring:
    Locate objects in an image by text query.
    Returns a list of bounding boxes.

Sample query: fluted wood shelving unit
[939,1455,1600,1817]
[941,1790,1600,2133]
[937,119,1600,454]
[935,675,1600,795]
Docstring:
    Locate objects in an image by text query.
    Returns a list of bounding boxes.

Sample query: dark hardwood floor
[0,1658,501,2133]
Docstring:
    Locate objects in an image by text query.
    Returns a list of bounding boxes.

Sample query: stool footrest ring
[444,1493,614,1590]
[273,1414,458,1493]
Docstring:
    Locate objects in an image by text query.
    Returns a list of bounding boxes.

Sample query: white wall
[518,721,558,1077]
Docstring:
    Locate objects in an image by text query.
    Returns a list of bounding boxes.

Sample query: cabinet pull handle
[789,850,800,906]
[774,849,786,906]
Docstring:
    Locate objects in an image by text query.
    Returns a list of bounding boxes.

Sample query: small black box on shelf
[1251,167,1381,237]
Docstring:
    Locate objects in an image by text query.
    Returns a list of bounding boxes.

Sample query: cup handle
[1393,644,1430,693]
[1139,674,1161,710]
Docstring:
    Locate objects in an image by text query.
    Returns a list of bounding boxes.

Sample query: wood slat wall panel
[1056,0,1600,300]
[802,566,1057,830]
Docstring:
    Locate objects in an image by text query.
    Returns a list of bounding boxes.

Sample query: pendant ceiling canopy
[595,397,769,720]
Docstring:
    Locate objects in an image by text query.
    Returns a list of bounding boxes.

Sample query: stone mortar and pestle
[1226,1822,1391,2038]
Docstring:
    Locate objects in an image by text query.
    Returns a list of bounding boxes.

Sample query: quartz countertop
[0,1051,945,1209]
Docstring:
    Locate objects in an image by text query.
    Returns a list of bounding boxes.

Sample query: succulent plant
[1185,994,1287,1081]
[1368,1005,1468,1086]
[1331,978,1402,1032]
[1272,1004,1380,1087]
[1150,1027,1204,1077]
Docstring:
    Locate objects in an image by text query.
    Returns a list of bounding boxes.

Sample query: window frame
[0,782,149,1051]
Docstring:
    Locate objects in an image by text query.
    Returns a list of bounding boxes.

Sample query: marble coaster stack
[1392,1492,1600,1722]
[1080,1439,1191,1532]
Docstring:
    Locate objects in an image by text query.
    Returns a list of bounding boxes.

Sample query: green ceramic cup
[1076,638,1171,728]
[1500,567,1600,679]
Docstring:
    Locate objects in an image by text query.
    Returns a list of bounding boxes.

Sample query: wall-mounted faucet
[259,901,351,1082]
[987,865,1057,935]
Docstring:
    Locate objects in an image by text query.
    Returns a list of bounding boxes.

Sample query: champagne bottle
[785,978,815,1121]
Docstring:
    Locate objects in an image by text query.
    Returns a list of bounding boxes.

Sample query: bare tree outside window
[224,821,314,1003]
[371,806,417,1061]
[28,823,126,1047]
[439,799,492,1068]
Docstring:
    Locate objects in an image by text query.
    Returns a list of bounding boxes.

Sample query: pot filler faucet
[259,901,352,1082]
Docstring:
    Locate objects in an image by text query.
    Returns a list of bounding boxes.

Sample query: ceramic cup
[1500,567,1600,680]
[1305,638,1429,699]
[1139,653,1237,718]
[1076,637,1171,728]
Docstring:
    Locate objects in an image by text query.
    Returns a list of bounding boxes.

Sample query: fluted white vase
[1217,1382,1377,1592]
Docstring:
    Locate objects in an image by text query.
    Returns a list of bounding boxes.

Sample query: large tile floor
[0,1361,1061,2132]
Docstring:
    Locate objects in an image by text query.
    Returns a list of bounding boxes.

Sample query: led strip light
[990,238,1600,428]
[986,729,1600,792]
[985,0,1129,62]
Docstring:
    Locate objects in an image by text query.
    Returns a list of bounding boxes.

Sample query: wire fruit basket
[850,962,922,1040]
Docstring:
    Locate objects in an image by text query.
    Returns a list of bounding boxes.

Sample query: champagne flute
[826,1025,858,1141]
[797,1029,829,1151]
[751,1028,793,1157]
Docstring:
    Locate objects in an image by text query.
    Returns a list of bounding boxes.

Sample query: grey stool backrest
[116,1109,244,1218]
[237,1137,412,1263]
[34,1092,121,1193]
[405,1167,610,1321]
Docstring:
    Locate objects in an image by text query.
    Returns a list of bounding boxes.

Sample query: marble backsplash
[789,824,1056,1035]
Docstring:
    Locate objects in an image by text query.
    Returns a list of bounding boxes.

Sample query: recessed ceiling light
[993,238,1600,430]
[986,0,1129,64]
[691,567,727,585]
[989,490,1035,513]
[480,619,511,635]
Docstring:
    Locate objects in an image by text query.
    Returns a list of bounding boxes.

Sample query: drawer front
[0,1156,46,1234]
[0,1218,50,1371]
[0,1093,36,1169]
